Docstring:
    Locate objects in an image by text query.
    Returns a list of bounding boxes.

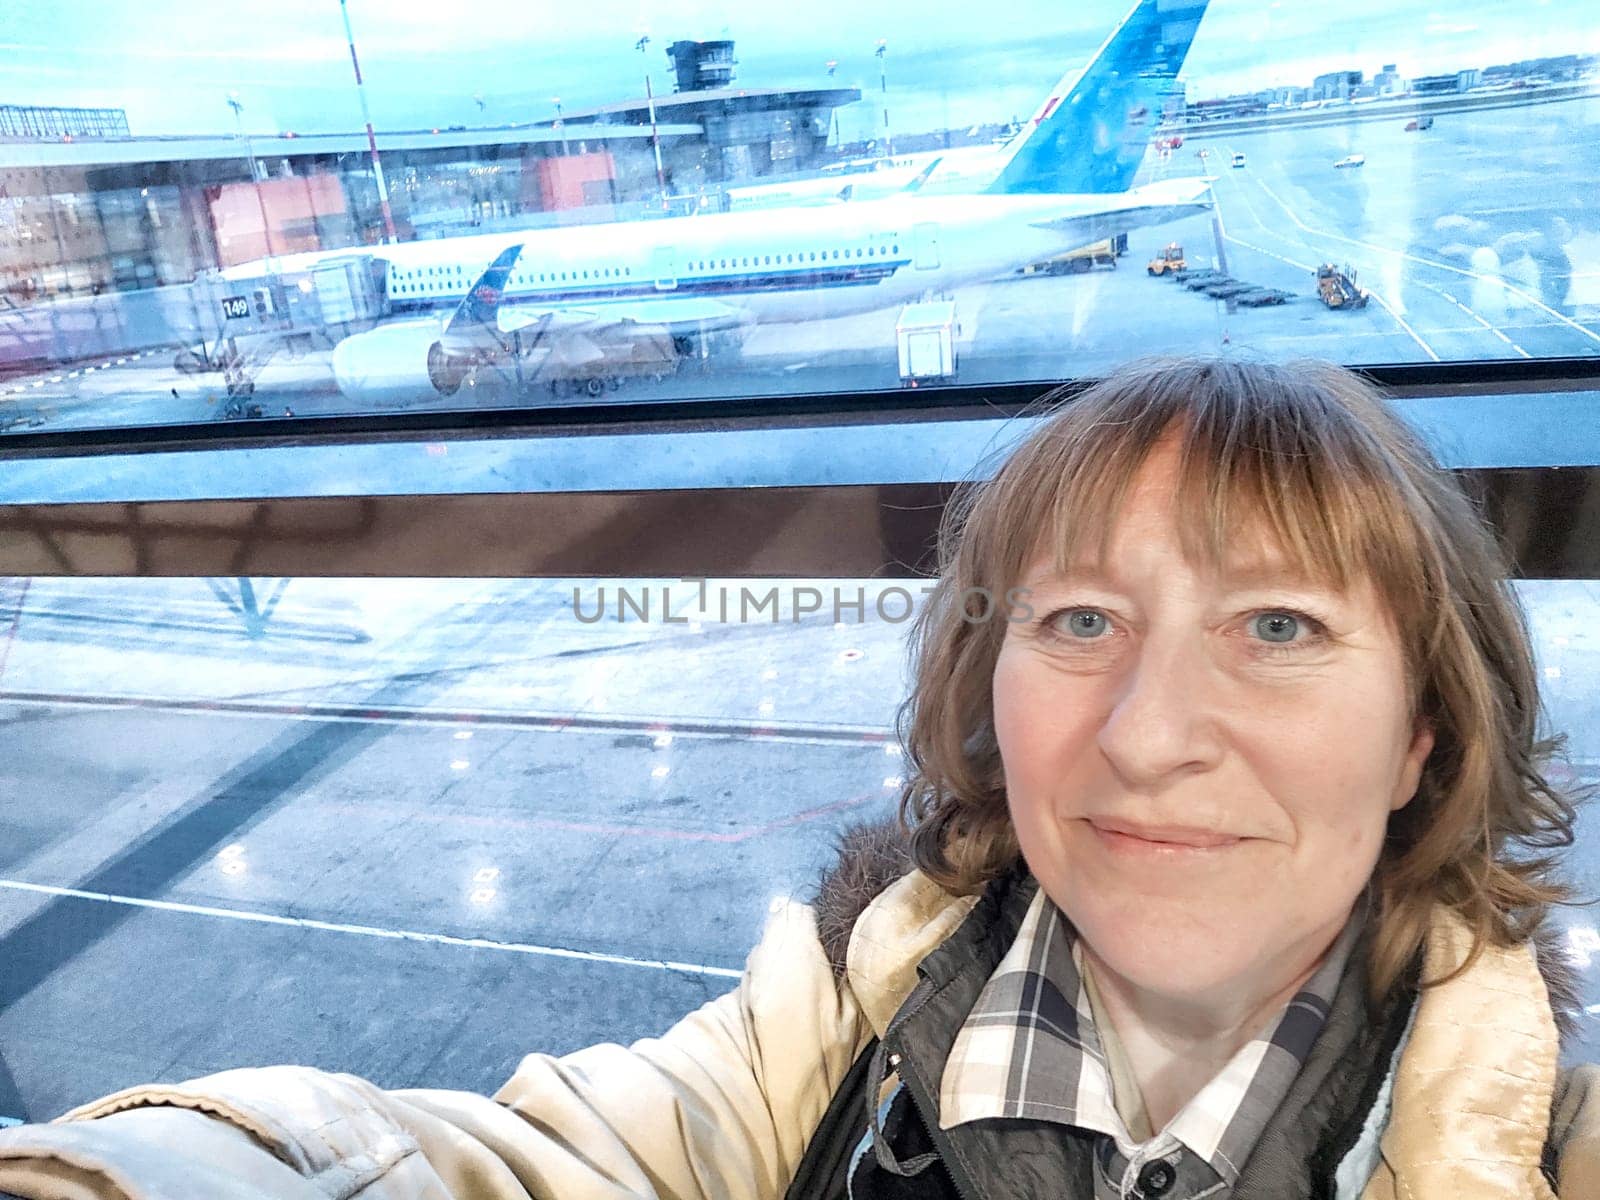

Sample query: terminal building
[0,42,858,303]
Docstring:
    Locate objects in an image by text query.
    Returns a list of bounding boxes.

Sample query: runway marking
[0,688,894,747]
[0,878,744,980]
[1250,176,1600,349]
[1427,287,1533,357]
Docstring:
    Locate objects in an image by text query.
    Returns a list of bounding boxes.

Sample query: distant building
[1311,70,1364,102]
[0,104,130,140]
[1412,71,1477,94]
[1186,94,1268,121]
[0,51,860,300]
[1483,55,1598,85]
[1372,64,1405,95]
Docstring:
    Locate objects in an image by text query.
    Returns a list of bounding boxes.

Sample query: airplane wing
[1025,177,1214,247]
[497,294,745,336]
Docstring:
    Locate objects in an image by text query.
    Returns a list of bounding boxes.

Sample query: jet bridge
[176,256,391,417]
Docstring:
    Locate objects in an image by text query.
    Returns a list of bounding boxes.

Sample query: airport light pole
[338,0,398,243]
[226,92,277,276]
[635,34,669,208]
[875,39,893,158]
[553,97,569,154]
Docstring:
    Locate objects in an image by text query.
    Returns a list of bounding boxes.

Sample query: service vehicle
[1231,151,1247,168]
[1026,233,1128,275]
[1334,153,1367,169]
[1147,243,1188,275]
[1316,263,1370,308]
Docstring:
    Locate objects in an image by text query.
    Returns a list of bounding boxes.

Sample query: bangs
[982,359,1431,631]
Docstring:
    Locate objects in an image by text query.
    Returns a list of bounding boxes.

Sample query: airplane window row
[390,264,641,297]
[683,244,901,272]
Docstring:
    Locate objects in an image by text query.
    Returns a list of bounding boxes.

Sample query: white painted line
[1424,285,1534,358]
[0,1115,22,1127]
[0,878,743,979]
[1359,289,1443,362]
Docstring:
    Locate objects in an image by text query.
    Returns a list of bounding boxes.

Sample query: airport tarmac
[1,97,1596,436]
[0,574,1598,1123]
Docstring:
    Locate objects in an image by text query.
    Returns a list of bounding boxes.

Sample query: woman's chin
[1071,908,1263,999]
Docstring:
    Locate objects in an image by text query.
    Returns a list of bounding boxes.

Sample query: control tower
[667,40,738,92]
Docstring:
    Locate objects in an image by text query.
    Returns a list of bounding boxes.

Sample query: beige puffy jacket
[0,871,1597,1199]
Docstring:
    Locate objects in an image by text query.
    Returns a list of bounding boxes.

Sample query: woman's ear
[1392,718,1436,812]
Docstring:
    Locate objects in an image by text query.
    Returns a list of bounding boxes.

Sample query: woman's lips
[1086,818,1245,855]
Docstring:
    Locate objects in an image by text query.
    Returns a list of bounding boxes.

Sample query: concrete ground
[0,575,1597,1125]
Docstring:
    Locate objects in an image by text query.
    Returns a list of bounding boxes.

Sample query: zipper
[891,1047,985,1200]
[880,976,985,1200]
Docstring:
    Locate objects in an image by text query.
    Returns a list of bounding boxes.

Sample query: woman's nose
[1094,638,1226,785]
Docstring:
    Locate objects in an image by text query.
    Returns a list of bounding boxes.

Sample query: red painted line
[0,578,29,684]
[324,791,882,844]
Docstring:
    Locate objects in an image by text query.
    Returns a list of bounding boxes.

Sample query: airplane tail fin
[985,0,1210,196]
[901,156,944,194]
[445,244,523,333]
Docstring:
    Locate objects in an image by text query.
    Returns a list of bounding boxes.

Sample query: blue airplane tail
[446,243,524,332]
[986,0,1209,196]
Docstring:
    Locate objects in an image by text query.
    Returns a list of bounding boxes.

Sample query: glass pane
[0,577,913,1117]
[2,2,1596,435]
[0,574,1595,1124]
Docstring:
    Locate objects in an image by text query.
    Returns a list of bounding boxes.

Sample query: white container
[896,300,958,384]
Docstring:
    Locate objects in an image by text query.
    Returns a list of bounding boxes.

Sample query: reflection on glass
[0,2,1597,434]
[0,574,1594,1115]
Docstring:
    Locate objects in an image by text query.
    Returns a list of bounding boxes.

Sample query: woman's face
[993,440,1434,1003]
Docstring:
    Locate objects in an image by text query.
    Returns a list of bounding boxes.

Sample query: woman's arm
[0,899,871,1200]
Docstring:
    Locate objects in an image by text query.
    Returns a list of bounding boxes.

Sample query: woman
[1,356,1597,1199]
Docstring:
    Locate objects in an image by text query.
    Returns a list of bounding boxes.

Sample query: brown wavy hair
[896,356,1584,1007]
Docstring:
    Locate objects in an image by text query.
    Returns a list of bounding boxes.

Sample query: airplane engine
[426,341,470,397]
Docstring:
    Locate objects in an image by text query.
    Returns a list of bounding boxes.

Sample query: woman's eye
[1252,612,1302,644]
[1051,609,1109,638]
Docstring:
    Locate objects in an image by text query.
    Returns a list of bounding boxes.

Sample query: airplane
[315,0,1214,402]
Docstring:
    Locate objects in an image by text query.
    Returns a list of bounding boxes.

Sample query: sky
[0,0,1595,142]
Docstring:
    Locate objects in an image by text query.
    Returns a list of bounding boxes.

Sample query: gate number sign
[220,296,251,320]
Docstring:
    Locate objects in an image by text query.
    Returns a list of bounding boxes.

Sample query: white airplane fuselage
[316,181,1210,398]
